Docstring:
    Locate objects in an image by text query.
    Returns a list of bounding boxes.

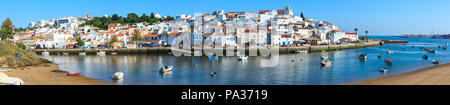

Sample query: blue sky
[1,0,450,35]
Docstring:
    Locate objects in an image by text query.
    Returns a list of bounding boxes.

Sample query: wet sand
[348,63,450,85]
[1,63,109,85]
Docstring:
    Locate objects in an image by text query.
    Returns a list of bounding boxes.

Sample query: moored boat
[111,52,117,55]
[238,55,248,61]
[320,60,332,67]
[432,60,439,64]
[294,50,308,53]
[160,66,174,73]
[380,68,387,73]
[378,54,383,58]
[320,55,329,60]
[97,51,106,56]
[359,54,367,60]
[79,52,86,56]
[43,51,50,56]
[208,56,218,60]
[385,58,393,66]
[112,72,124,80]
[422,55,428,59]
[67,73,81,76]
[0,68,11,72]
[386,51,394,54]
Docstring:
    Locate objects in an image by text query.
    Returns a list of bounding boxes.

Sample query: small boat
[320,55,329,60]
[380,68,387,73]
[63,52,69,55]
[294,50,308,53]
[442,46,447,50]
[111,52,117,55]
[79,52,86,56]
[0,68,11,72]
[210,72,217,77]
[422,55,428,59]
[67,73,81,76]
[238,55,248,61]
[320,60,333,67]
[43,51,50,56]
[432,60,439,64]
[446,43,449,46]
[387,50,394,54]
[359,54,367,60]
[97,51,106,56]
[160,66,174,73]
[438,45,441,48]
[208,56,218,60]
[412,45,415,48]
[112,72,124,80]
[321,50,326,53]
[0,75,24,85]
[429,49,436,53]
[419,47,424,49]
[385,58,393,66]
[378,54,383,58]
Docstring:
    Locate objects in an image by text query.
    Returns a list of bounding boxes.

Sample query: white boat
[160,66,174,73]
[294,50,308,53]
[320,60,332,67]
[320,55,329,60]
[111,52,117,55]
[43,51,50,56]
[79,52,86,56]
[0,72,23,85]
[112,72,124,80]
[238,55,248,60]
[63,52,69,55]
[380,68,387,73]
[97,51,106,56]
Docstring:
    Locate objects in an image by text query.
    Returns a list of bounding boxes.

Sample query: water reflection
[41,36,449,85]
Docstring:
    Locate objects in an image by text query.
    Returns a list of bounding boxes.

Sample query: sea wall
[33,41,382,55]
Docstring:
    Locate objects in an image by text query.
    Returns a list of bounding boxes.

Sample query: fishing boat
[320,55,329,60]
[380,68,387,73]
[385,58,393,66]
[112,72,124,80]
[0,68,11,72]
[422,55,428,59]
[43,51,50,56]
[359,54,367,60]
[160,66,174,73]
[67,73,81,76]
[294,50,308,53]
[320,60,333,67]
[386,51,394,54]
[97,51,106,56]
[432,60,439,64]
[238,55,248,61]
[442,46,447,50]
[210,72,217,77]
[208,56,218,60]
[378,54,383,58]
[79,52,86,56]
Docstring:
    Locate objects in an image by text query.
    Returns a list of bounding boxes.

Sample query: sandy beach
[348,63,450,85]
[1,63,108,85]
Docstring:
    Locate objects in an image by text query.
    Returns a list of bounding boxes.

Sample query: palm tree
[365,30,369,42]
[354,28,358,34]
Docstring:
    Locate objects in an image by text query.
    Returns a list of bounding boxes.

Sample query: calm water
[41,36,450,85]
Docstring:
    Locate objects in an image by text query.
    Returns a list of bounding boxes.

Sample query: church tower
[285,4,294,16]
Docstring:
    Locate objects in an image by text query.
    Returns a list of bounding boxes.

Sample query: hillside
[0,41,42,67]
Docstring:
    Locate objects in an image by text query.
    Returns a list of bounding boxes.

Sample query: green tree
[150,13,155,18]
[1,18,14,41]
[76,39,85,47]
[365,30,369,42]
[354,28,358,34]
[140,13,149,23]
[108,35,119,47]
[126,13,139,24]
[300,12,305,20]
[111,14,120,22]
[132,29,142,42]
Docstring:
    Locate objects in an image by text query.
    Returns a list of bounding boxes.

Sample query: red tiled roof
[259,10,270,14]
[144,40,161,42]
[106,30,118,34]
[204,33,213,36]
[277,10,285,14]
[345,33,357,35]
[281,34,290,38]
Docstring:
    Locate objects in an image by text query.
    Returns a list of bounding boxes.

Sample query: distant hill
[401,34,450,39]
